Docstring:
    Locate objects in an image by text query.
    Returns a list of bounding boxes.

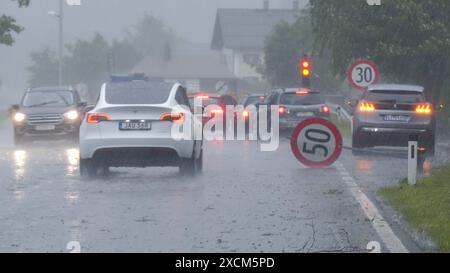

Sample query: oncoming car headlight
[14,112,26,123]
[64,110,79,120]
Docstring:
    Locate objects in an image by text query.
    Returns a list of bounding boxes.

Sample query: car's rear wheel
[80,158,96,179]
[196,149,203,173]
[180,149,200,176]
[352,131,365,155]
[80,159,108,179]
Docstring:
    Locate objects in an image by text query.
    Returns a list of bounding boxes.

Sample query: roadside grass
[330,114,351,138]
[379,166,450,252]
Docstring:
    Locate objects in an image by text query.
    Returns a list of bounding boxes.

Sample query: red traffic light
[300,58,311,77]
[301,60,310,69]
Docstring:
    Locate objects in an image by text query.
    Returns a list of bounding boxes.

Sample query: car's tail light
[86,113,111,123]
[160,113,185,123]
[322,105,330,113]
[415,103,433,114]
[210,109,224,115]
[279,106,288,115]
[358,102,376,112]
[296,90,309,95]
[196,95,210,100]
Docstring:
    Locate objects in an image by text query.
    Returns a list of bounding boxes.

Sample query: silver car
[352,84,436,155]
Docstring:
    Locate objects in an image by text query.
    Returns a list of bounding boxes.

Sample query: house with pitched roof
[211,1,300,81]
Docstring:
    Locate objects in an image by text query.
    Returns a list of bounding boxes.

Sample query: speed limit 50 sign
[290,118,343,168]
[348,59,379,91]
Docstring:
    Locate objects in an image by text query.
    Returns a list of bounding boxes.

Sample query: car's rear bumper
[91,147,181,167]
[279,115,329,130]
[355,126,433,147]
[80,137,195,162]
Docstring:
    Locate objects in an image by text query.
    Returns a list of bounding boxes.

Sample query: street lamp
[48,0,64,86]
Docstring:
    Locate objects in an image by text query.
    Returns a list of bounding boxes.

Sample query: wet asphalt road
[0,120,441,253]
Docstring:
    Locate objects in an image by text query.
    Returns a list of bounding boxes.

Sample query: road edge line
[335,161,409,253]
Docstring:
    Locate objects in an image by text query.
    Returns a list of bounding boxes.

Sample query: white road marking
[335,161,409,253]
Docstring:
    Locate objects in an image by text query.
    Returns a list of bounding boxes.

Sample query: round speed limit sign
[348,59,379,91]
[290,118,343,168]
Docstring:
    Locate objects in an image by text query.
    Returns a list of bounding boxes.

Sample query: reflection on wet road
[0,121,440,252]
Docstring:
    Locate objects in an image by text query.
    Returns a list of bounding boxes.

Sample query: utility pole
[58,0,64,86]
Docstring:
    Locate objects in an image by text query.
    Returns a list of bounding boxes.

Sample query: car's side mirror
[9,104,19,115]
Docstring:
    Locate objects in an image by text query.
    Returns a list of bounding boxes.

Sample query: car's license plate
[295,112,314,117]
[119,121,152,131]
[35,124,55,131]
[383,115,410,122]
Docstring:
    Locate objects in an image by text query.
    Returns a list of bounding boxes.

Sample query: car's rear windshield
[22,91,74,107]
[280,93,325,105]
[105,81,173,105]
[245,96,265,106]
[366,90,424,104]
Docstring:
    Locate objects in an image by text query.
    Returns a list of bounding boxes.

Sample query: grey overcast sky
[0,0,306,103]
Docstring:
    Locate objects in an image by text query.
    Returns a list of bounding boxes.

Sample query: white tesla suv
[79,77,203,178]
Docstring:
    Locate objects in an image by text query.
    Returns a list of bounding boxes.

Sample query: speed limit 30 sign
[290,118,343,168]
[348,59,379,91]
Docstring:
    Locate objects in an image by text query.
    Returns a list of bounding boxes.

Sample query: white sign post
[408,141,418,186]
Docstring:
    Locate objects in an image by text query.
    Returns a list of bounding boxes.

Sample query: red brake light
[87,113,111,123]
[196,95,210,100]
[415,103,432,114]
[210,109,224,115]
[296,90,309,95]
[160,113,185,123]
[279,106,288,114]
[358,102,375,112]
[322,105,330,113]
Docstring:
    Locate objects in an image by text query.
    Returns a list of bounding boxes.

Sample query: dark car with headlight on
[10,86,87,145]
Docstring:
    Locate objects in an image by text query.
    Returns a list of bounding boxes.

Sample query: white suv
[79,76,203,178]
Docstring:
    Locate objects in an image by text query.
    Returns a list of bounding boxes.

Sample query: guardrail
[328,102,352,123]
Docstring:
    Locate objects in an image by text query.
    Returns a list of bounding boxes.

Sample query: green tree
[309,0,450,103]
[126,14,181,57]
[27,14,178,97]
[0,0,30,46]
[27,47,59,86]
[63,33,111,90]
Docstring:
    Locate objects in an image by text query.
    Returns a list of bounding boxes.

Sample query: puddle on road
[356,159,374,176]
[66,148,80,177]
